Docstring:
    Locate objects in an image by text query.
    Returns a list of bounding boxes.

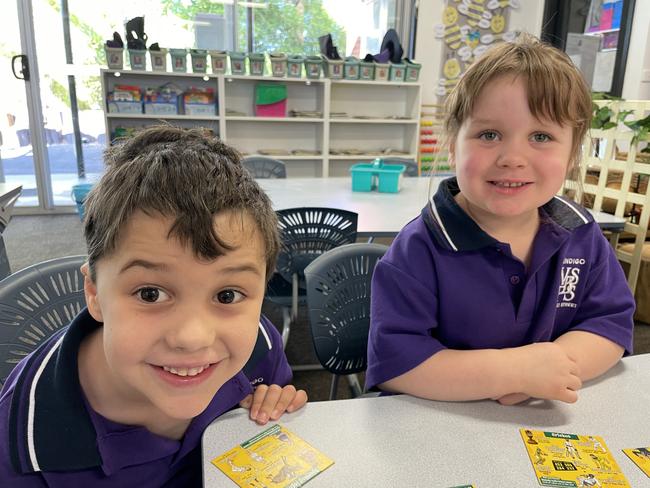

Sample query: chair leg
[346,374,363,398]
[329,374,340,400]
[291,273,299,321]
[280,306,291,350]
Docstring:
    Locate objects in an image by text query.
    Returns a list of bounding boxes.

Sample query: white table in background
[257,177,626,237]
[202,354,650,487]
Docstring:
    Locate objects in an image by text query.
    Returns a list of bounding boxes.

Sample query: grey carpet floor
[3,214,650,401]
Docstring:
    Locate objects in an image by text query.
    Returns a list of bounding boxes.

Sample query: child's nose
[496,140,527,168]
[164,310,217,351]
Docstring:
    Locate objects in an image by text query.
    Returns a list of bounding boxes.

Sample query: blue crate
[71,183,94,220]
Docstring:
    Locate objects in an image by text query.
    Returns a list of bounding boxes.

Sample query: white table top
[202,354,650,487]
[257,177,626,236]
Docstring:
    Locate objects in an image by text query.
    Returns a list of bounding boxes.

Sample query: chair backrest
[380,157,419,177]
[0,255,87,387]
[242,156,287,179]
[304,243,388,376]
[561,100,650,294]
[275,207,358,286]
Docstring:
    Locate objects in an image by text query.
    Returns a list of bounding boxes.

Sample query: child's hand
[516,342,582,403]
[239,384,308,425]
[493,392,531,405]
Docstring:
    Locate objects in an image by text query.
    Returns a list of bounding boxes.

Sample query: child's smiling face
[80,210,267,435]
[450,75,574,228]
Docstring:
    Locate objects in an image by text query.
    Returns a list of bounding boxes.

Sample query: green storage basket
[350,161,406,193]
[404,59,421,82]
[304,55,322,79]
[248,52,266,76]
[389,62,406,82]
[287,55,304,78]
[344,56,360,80]
[359,61,375,80]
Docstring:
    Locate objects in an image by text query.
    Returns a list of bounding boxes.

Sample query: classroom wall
[414,1,650,104]
[414,0,545,105]
[622,3,650,100]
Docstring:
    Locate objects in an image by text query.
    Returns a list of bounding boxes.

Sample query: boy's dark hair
[83,125,280,280]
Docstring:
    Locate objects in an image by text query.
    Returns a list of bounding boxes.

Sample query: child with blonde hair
[365,34,634,405]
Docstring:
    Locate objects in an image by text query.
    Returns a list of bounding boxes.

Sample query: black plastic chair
[304,243,388,399]
[242,156,287,179]
[380,157,419,177]
[266,207,358,353]
[0,255,87,388]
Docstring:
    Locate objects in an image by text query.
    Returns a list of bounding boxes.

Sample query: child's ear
[81,262,103,322]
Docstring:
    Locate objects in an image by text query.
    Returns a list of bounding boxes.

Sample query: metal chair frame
[242,156,287,179]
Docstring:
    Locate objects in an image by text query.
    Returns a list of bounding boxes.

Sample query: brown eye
[136,287,169,303]
[217,289,244,304]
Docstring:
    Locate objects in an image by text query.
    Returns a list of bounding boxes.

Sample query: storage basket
[359,61,375,80]
[105,46,124,70]
[209,50,227,74]
[344,57,360,80]
[229,51,246,75]
[149,48,167,72]
[323,58,344,79]
[190,49,208,73]
[389,62,406,82]
[170,49,188,72]
[248,53,266,76]
[404,59,421,82]
[374,62,390,81]
[128,49,146,70]
[270,52,288,77]
[350,161,406,193]
[287,55,304,78]
[304,55,322,79]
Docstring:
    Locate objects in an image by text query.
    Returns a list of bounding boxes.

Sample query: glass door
[1,0,51,210]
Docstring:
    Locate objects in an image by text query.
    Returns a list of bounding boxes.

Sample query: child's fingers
[268,385,299,420]
[285,389,308,413]
[249,384,268,419]
[252,384,283,424]
[239,394,253,409]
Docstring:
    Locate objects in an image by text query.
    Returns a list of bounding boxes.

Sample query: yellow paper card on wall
[212,424,334,487]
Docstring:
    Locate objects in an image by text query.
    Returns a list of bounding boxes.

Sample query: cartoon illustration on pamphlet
[520,429,630,487]
[212,424,334,487]
[622,446,650,478]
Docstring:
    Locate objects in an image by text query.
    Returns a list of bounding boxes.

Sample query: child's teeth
[163,365,208,377]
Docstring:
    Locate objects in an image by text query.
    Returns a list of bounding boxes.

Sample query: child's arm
[554,330,624,382]
[239,384,307,425]
[380,341,581,403]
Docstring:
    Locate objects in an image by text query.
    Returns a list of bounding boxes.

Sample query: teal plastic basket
[71,183,94,220]
[350,161,406,193]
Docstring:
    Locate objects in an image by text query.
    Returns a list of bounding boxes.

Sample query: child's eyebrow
[219,264,263,276]
[119,259,169,274]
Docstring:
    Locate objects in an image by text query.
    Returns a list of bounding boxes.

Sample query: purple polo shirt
[365,177,634,391]
[0,309,292,487]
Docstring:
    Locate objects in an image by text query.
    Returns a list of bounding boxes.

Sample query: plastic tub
[105,46,124,69]
[248,53,266,76]
[350,161,406,193]
[374,62,390,81]
[71,183,94,220]
[128,49,147,70]
[270,52,287,77]
[323,58,344,79]
[304,55,322,79]
[404,59,421,82]
[209,50,227,74]
[389,62,406,82]
[149,48,167,72]
[229,51,246,75]
[359,61,375,80]
[190,49,208,73]
[344,57,360,80]
[287,55,304,78]
[170,49,188,72]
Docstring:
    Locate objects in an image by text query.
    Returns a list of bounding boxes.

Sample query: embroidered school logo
[557,258,585,308]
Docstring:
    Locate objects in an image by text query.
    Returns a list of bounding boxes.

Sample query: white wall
[622,3,650,100]
[414,0,546,105]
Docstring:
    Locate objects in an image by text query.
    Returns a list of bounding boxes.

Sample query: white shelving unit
[101,69,421,177]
